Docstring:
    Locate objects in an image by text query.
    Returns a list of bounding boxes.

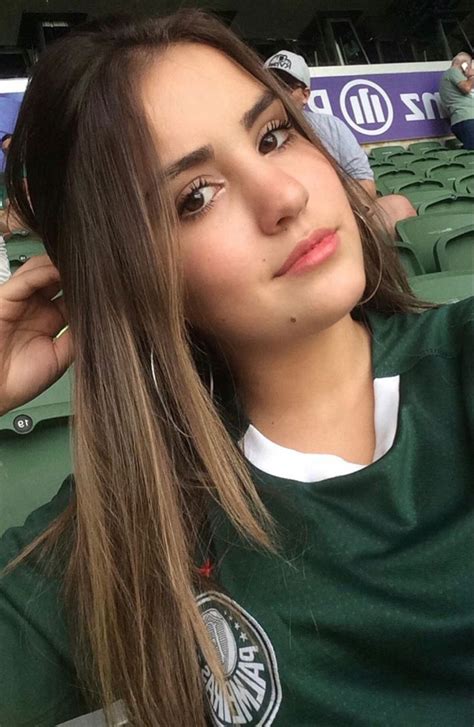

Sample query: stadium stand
[417,195,474,215]
[0,370,73,533]
[6,235,46,273]
[409,271,473,304]
[407,141,443,154]
[395,241,425,276]
[434,225,474,273]
[396,212,473,273]
[454,173,474,196]
[392,180,447,209]
[426,163,468,190]
[407,156,445,175]
[368,138,473,306]
[369,145,407,161]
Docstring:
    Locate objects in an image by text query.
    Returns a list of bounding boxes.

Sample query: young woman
[0,11,472,727]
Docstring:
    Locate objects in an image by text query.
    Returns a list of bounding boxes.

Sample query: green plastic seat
[450,150,474,162]
[454,173,474,196]
[396,212,473,273]
[406,156,444,175]
[421,149,458,163]
[444,137,463,150]
[417,195,474,216]
[434,225,474,273]
[0,184,6,211]
[370,145,407,162]
[0,371,73,534]
[372,162,396,179]
[409,271,473,304]
[407,141,444,154]
[395,241,425,276]
[6,236,46,273]
[392,180,447,210]
[425,163,467,189]
[376,168,418,195]
[386,152,417,168]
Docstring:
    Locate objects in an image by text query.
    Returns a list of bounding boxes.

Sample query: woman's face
[142,44,366,352]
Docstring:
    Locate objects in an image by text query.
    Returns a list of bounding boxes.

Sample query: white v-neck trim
[239,375,400,483]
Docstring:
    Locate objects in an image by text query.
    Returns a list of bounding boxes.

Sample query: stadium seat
[376,168,418,195]
[407,141,444,154]
[423,149,459,163]
[425,162,467,189]
[396,212,473,273]
[386,152,417,168]
[454,173,474,196]
[6,236,46,273]
[0,370,73,534]
[434,225,474,273]
[392,180,447,209]
[395,241,425,276]
[407,156,444,175]
[371,163,396,179]
[417,195,474,216]
[370,145,407,161]
[451,150,474,164]
[0,184,6,211]
[409,271,473,304]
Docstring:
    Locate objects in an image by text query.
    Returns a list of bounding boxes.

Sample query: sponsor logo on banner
[340,79,394,136]
[197,591,282,726]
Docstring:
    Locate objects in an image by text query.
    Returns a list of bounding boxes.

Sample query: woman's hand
[0,255,73,416]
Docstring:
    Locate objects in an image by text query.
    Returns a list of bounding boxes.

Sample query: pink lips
[275,229,339,277]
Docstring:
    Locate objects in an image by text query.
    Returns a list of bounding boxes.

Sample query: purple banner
[308,70,451,144]
[0,91,24,172]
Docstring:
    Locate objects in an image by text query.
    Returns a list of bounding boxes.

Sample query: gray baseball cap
[264,51,311,89]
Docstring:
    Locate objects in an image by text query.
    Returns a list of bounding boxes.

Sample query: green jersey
[0,299,473,726]
[439,67,474,126]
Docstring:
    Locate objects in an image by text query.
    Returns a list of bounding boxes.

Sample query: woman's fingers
[3,255,61,303]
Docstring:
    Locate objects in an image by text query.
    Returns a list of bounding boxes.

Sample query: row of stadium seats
[369,138,473,306]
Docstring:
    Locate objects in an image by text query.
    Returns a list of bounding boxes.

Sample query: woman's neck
[231,314,376,462]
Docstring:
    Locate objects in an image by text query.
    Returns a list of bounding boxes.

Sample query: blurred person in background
[439,52,474,149]
[265,50,417,235]
[1,133,12,158]
[0,136,12,282]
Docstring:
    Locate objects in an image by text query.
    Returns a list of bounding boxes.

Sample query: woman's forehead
[141,43,267,160]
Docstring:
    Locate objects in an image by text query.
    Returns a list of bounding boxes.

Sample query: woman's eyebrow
[165,145,214,180]
[241,89,277,130]
[164,89,277,180]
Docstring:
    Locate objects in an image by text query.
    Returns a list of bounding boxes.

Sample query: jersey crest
[197,591,282,726]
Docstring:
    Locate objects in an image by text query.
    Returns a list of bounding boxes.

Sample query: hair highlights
[6,10,424,725]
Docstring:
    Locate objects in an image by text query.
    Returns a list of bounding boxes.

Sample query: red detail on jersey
[198,559,213,578]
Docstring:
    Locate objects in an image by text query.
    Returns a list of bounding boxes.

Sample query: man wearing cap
[439,53,474,149]
[265,51,416,235]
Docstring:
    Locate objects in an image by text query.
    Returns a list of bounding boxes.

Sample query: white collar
[239,376,400,483]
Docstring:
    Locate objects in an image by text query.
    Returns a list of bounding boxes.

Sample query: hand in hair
[0,255,73,415]
[0,205,28,236]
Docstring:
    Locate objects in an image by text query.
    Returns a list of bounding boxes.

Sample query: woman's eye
[179,184,216,219]
[259,124,292,154]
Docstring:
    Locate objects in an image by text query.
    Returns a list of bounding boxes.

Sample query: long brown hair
[6,10,424,726]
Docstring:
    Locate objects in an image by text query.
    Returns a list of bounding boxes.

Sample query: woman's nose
[245,162,309,236]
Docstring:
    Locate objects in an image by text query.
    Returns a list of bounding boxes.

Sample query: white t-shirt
[0,235,11,285]
[304,110,374,181]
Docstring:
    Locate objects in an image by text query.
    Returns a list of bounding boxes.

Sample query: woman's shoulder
[0,477,86,726]
[368,298,473,378]
[0,475,74,566]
